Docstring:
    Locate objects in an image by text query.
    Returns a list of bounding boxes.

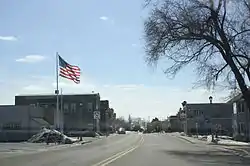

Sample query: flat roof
[186,103,230,105]
[0,105,43,109]
[16,93,100,97]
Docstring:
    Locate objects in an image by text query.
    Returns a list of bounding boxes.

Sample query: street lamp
[182,101,187,107]
[181,101,188,135]
[209,96,213,104]
[208,96,216,141]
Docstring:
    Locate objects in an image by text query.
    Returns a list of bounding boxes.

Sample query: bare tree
[144,0,250,106]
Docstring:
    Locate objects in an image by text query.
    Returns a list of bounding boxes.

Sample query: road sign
[93,111,100,120]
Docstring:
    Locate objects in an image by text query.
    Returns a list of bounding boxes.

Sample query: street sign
[179,112,186,119]
[93,111,100,120]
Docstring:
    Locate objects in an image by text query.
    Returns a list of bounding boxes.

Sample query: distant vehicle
[118,127,126,134]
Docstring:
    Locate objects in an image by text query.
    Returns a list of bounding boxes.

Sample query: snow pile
[206,135,250,146]
[28,128,79,144]
[180,132,185,136]
[217,139,250,146]
[197,135,207,141]
[218,136,233,140]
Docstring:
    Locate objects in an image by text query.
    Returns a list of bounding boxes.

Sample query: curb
[81,140,93,144]
[171,134,250,158]
[177,136,196,144]
[170,134,196,144]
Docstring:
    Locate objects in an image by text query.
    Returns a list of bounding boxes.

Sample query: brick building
[100,100,109,132]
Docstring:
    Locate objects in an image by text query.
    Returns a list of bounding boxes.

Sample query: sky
[0,0,230,120]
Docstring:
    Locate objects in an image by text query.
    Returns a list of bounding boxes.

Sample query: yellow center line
[91,136,144,166]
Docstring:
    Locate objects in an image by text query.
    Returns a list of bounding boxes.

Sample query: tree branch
[144,0,250,95]
[215,64,228,80]
[231,29,250,40]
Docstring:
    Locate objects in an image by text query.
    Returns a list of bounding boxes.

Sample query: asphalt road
[1,133,250,166]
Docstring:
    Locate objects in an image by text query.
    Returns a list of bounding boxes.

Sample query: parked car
[118,127,126,134]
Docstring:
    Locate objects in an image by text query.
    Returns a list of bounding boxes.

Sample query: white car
[118,128,126,134]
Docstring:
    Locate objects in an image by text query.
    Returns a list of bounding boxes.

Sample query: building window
[244,102,247,113]
[194,110,199,116]
[239,122,246,134]
[88,103,93,112]
[3,123,21,130]
[64,103,69,113]
[95,101,99,110]
[30,104,36,107]
[233,102,237,114]
[238,102,245,113]
[71,103,76,113]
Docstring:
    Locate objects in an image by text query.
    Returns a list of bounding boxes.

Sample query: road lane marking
[99,146,138,166]
[93,136,144,166]
[92,136,144,166]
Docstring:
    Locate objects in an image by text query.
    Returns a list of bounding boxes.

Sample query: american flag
[58,55,80,84]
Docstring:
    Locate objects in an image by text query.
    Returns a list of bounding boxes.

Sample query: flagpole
[56,52,59,130]
[60,88,63,133]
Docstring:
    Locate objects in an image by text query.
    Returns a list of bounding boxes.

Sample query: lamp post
[181,101,188,135]
[209,96,215,142]
[209,96,213,104]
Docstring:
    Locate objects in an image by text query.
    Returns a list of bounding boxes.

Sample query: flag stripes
[58,55,80,84]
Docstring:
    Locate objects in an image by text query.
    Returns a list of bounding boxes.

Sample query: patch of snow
[217,140,250,146]
[218,136,233,140]
[180,132,185,136]
[28,128,79,144]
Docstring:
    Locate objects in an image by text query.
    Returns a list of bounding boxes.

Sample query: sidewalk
[0,137,102,154]
[170,132,208,144]
[170,132,250,157]
[217,145,250,157]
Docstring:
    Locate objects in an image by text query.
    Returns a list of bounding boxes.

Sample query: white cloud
[0,75,230,119]
[22,85,48,92]
[99,16,115,25]
[0,36,17,41]
[100,16,109,21]
[16,55,46,63]
[114,84,144,91]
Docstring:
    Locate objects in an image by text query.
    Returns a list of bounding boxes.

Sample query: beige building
[181,103,233,136]
[228,93,250,141]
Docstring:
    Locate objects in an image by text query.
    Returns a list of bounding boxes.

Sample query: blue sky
[0,0,228,119]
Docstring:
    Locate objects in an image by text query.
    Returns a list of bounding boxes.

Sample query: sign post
[196,122,198,137]
[94,111,100,132]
